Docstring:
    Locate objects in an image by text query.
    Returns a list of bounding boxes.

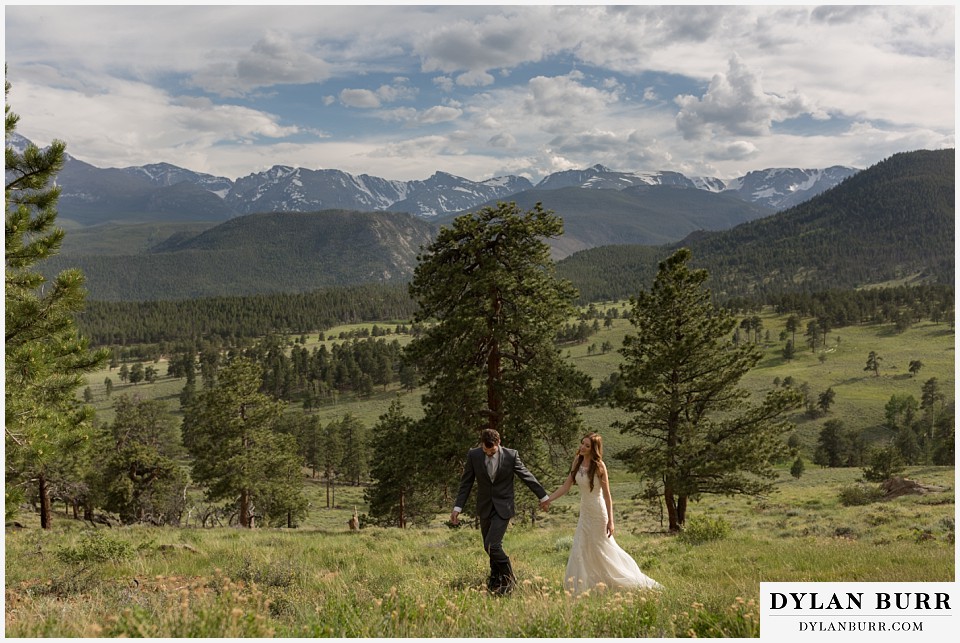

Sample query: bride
[544,432,662,596]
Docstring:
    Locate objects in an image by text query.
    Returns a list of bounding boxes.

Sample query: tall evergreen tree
[613,248,803,532]
[365,399,435,527]
[785,314,800,346]
[181,357,305,528]
[336,413,368,486]
[320,419,343,507]
[4,77,107,528]
[93,395,188,525]
[405,201,590,489]
[813,419,851,467]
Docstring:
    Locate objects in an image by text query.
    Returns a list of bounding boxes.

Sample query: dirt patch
[881,477,947,499]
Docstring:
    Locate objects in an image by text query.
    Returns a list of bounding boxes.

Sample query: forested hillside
[76,283,418,346]
[559,149,954,302]
[43,210,437,300]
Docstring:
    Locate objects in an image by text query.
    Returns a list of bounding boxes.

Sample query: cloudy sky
[4,4,955,183]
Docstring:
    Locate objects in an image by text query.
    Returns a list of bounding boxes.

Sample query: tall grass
[27,308,952,637]
[5,465,953,637]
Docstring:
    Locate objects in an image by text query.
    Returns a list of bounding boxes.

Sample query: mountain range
[7,134,856,227]
[557,149,955,302]
[37,148,952,302]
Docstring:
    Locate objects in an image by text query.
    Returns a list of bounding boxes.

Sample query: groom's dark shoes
[488,561,516,595]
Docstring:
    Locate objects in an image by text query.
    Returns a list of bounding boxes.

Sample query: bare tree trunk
[664,486,680,532]
[677,495,687,528]
[239,488,251,528]
[39,474,52,530]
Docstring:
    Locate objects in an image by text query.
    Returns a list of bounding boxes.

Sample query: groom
[451,428,550,595]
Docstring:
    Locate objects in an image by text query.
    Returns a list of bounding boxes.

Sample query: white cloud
[340,88,382,109]
[8,77,300,175]
[456,70,495,87]
[340,79,418,109]
[488,132,516,149]
[433,76,455,92]
[706,141,759,162]
[189,30,331,97]
[4,5,952,183]
[414,9,556,74]
[419,106,463,124]
[674,55,819,140]
[523,73,621,123]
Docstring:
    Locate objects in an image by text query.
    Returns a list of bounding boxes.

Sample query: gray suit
[454,445,547,593]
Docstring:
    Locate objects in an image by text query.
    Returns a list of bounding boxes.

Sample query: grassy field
[8,307,949,637]
[4,465,954,637]
[78,310,955,456]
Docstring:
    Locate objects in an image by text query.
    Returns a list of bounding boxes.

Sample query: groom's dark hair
[481,428,500,447]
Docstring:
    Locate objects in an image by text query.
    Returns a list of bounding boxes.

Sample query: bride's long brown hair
[570,432,603,491]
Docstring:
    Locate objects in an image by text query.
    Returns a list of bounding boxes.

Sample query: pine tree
[93,395,188,525]
[405,201,590,488]
[4,77,107,528]
[813,419,850,467]
[182,357,305,527]
[790,457,805,479]
[365,399,434,527]
[613,248,803,531]
[320,419,343,507]
[337,413,368,486]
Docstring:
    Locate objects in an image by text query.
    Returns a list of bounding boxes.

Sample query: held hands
[539,499,552,512]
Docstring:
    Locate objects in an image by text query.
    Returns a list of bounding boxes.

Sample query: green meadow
[5,308,954,637]
[4,465,954,637]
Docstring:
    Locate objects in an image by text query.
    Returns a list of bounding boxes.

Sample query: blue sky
[4,3,955,183]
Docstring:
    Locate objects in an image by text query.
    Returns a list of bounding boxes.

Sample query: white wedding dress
[564,466,662,596]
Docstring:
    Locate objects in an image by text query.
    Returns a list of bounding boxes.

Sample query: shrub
[938,517,955,544]
[233,557,300,588]
[837,484,884,506]
[554,535,574,552]
[790,457,805,479]
[678,515,730,545]
[55,530,134,566]
[861,445,905,482]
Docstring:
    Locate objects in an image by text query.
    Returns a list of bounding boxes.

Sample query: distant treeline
[78,280,952,351]
[726,284,954,328]
[77,282,418,346]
